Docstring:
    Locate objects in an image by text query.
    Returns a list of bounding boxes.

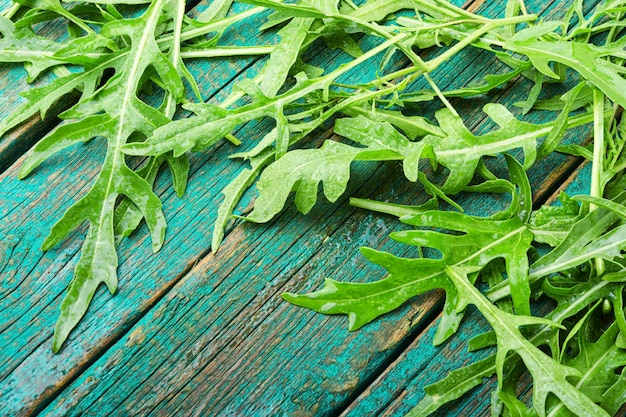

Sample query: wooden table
[0,0,596,415]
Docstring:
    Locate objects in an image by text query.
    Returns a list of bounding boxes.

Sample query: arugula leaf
[342,106,442,139]
[0,15,64,81]
[548,321,626,416]
[21,0,183,352]
[283,211,534,328]
[244,115,426,223]
[425,104,593,193]
[212,149,275,250]
[406,356,498,417]
[121,33,409,158]
[504,24,626,109]
[411,277,621,416]
[447,266,607,417]
[0,52,124,139]
[488,205,626,303]
[527,193,582,247]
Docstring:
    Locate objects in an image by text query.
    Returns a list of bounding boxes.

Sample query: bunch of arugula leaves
[2,0,626,415]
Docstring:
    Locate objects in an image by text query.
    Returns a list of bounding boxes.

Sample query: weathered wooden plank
[28,3,597,417]
[0,1,438,413]
[340,163,593,417]
[0,3,286,414]
[0,0,264,172]
[0,0,594,416]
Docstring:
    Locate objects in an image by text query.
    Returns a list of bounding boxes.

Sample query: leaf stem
[350,198,426,217]
[426,14,537,71]
[423,72,459,117]
[415,0,488,22]
[591,88,606,275]
[164,0,186,118]
[1,2,19,19]
[180,46,274,59]
[175,6,264,43]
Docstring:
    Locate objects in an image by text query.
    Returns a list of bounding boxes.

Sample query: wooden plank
[0,0,264,171]
[0,3,286,414]
[340,163,593,417]
[30,3,597,417]
[0,0,593,416]
[0,0,432,413]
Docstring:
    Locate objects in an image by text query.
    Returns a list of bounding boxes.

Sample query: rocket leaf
[19,0,184,352]
[504,25,626,109]
[244,115,427,223]
[425,104,593,193]
[283,211,534,328]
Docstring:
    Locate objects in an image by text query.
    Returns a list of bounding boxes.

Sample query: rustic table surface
[0,0,597,416]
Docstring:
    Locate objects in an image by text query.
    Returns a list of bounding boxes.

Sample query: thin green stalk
[519,0,529,17]
[1,2,19,18]
[417,0,489,22]
[350,197,424,217]
[155,6,264,48]
[178,6,264,42]
[397,17,486,31]
[51,66,72,78]
[58,8,94,34]
[225,133,241,145]
[424,72,459,117]
[164,0,186,118]
[180,46,274,59]
[591,88,606,275]
[426,14,537,71]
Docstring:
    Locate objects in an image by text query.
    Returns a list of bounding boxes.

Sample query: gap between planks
[338,162,593,417]
[1,0,593,415]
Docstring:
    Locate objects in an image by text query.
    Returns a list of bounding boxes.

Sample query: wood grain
[341,164,593,417]
[0,0,598,416]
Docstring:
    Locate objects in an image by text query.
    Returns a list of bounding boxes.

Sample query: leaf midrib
[449,267,607,417]
[315,225,528,304]
[436,112,593,159]
[93,0,164,271]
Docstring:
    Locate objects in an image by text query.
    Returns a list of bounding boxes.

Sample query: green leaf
[531,215,626,279]
[489,205,626,302]
[40,0,183,352]
[527,193,581,247]
[244,116,426,223]
[283,211,533,329]
[406,356,497,417]
[515,70,544,115]
[548,321,626,416]
[537,82,588,159]
[342,106,442,140]
[443,69,525,98]
[121,34,408,157]
[258,17,314,98]
[0,52,124,138]
[212,149,275,251]
[424,104,593,193]
[0,15,64,81]
[572,194,626,219]
[114,153,188,241]
[244,141,370,223]
[447,265,607,417]
[411,277,620,416]
[504,29,626,109]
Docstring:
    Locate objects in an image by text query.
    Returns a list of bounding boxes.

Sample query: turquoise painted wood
[0,0,598,416]
[342,163,593,417]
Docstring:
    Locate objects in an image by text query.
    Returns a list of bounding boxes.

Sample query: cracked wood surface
[0,0,596,416]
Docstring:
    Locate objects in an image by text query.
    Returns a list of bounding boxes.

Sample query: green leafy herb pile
[2,0,626,415]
